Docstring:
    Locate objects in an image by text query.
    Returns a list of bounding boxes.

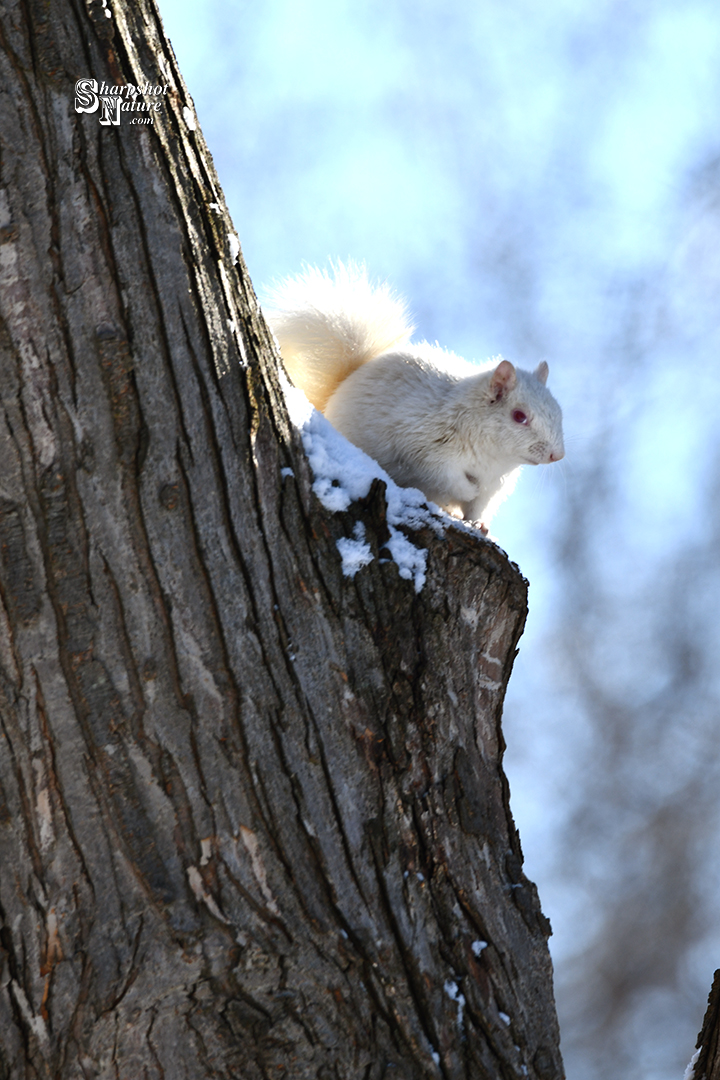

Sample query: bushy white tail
[264,262,413,412]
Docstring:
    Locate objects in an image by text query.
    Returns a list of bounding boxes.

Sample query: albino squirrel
[266,262,564,528]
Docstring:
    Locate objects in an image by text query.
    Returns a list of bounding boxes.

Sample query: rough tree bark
[689,972,720,1080]
[0,1,564,1077]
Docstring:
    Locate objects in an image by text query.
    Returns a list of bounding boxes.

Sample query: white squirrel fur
[266,262,564,526]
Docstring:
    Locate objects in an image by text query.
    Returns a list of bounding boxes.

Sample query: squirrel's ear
[535,361,549,385]
[489,359,516,402]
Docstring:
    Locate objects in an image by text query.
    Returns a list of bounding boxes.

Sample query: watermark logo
[75,79,169,126]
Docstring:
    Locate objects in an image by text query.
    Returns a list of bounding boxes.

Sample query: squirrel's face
[483,360,565,467]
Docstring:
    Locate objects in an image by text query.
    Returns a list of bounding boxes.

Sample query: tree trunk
[689,971,720,1080]
[0,2,563,1077]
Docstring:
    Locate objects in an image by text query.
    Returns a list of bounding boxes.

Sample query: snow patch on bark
[683,1048,701,1080]
[283,377,454,591]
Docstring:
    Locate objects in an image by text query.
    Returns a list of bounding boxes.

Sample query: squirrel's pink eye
[512,409,528,425]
